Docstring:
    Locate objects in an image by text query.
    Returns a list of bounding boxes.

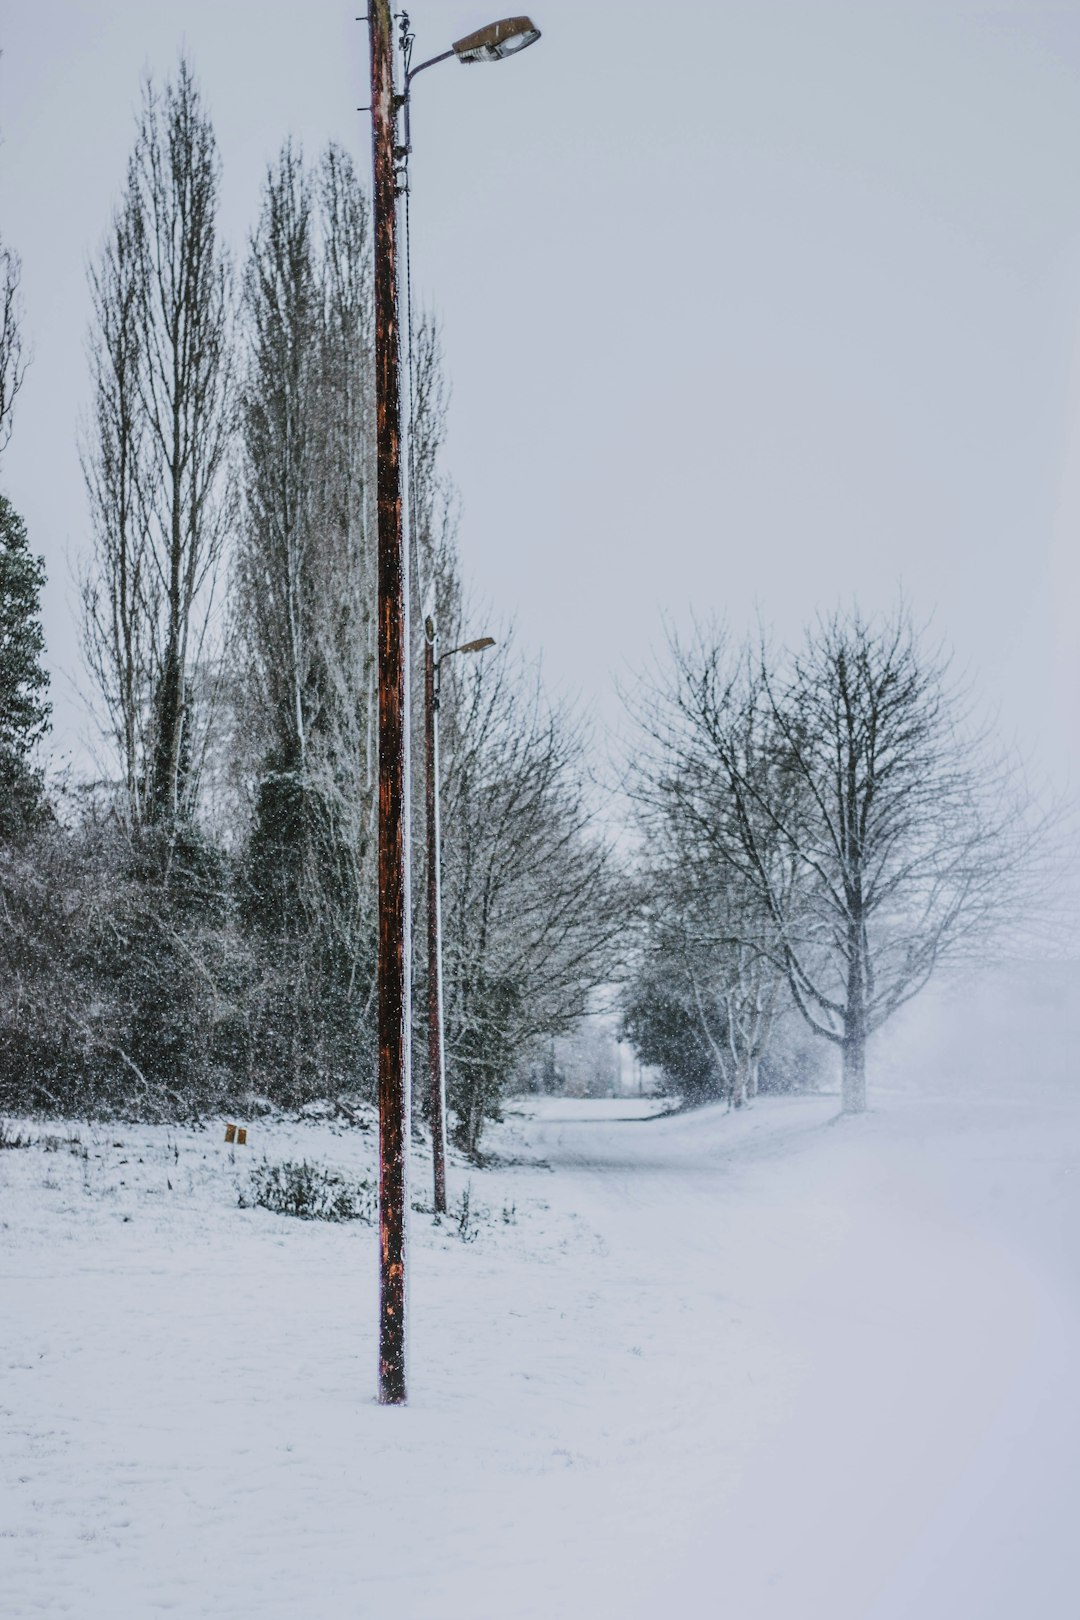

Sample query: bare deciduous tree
[234,140,381,1092]
[137,60,234,822]
[632,610,1040,1113]
[408,316,460,638]
[0,238,27,458]
[82,57,233,829]
[81,191,154,824]
[629,636,806,1106]
[439,638,624,1152]
[237,141,321,809]
[652,890,785,1110]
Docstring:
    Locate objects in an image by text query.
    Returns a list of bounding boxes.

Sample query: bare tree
[81,191,155,824]
[232,139,470,1102]
[237,141,321,810]
[632,611,1039,1114]
[234,140,381,1093]
[81,57,234,829]
[439,637,624,1153]
[136,60,233,821]
[407,316,460,638]
[629,644,798,1107]
[0,238,27,458]
[312,138,378,823]
[657,892,784,1110]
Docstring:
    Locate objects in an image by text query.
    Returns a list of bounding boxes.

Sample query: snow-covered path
[4,1060,1079,1617]
[519,1090,1080,1619]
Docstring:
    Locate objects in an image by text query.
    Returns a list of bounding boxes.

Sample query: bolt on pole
[369,0,411,1407]
[424,621,449,1215]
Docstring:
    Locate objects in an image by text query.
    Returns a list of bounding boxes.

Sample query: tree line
[0,57,1045,1137]
[0,59,619,1151]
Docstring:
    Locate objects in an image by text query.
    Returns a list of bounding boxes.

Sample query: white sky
[2,0,1079,786]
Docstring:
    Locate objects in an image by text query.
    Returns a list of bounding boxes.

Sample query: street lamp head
[455,636,497,654]
[452,17,541,64]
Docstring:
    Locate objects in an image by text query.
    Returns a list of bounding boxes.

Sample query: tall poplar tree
[82,56,233,828]
[235,141,379,1091]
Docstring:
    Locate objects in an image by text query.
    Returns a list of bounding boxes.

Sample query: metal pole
[424,620,449,1214]
[369,0,410,1407]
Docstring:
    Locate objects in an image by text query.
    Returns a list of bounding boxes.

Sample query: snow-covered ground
[3,972,1079,1618]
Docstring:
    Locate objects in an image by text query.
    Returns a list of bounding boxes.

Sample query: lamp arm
[398,50,455,156]
[406,48,455,88]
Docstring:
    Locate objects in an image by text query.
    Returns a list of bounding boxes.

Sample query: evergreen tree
[0,493,50,839]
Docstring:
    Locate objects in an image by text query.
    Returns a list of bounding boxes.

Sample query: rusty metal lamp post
[424,623,495,1215]
[366,4,540,1406]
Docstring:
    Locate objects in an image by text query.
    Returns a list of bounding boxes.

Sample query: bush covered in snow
[239,1158,376,1223]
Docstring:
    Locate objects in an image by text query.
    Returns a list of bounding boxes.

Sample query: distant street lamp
[366,2,540,1406]
[424,621,495,1215]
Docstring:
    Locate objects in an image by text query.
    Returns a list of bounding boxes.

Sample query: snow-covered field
[3,972,1079,1618]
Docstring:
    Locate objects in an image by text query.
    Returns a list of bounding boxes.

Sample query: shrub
[239,1158,375,1223]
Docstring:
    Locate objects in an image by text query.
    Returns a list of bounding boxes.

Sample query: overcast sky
[2,0,1079,787]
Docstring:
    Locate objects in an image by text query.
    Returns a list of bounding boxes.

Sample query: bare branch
[0,239,28,458]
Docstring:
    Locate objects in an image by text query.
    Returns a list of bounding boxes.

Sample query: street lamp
[405,16,541,81]
[398,15,542,156]
[424,621,495,1215]
[453,18,543,62]
[366,1,540,1407]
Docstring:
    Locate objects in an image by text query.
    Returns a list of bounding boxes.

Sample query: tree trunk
[151,638,183,821]
[842,909,868,1113]
[841,1023,866,1113]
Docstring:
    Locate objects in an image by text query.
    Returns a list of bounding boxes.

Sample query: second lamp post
[424,620,494,1214]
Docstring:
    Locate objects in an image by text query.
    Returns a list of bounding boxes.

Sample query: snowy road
[517,1090,1080,1620]
[3,1051,1079,1617]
